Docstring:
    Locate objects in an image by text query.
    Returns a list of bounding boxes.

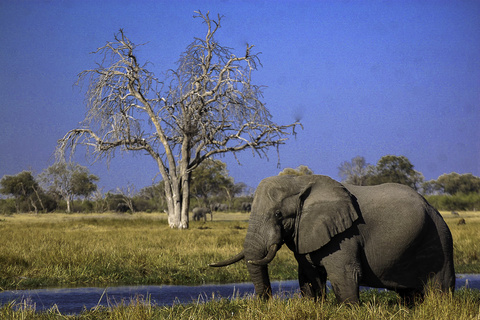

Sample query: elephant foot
[396,288,424,306]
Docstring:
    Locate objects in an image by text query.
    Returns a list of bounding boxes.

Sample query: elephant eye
[274,210,282,219]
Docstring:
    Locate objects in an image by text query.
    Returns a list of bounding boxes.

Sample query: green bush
[0,198,16,214]
[425,193,480,211]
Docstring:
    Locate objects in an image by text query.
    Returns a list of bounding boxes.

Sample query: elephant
[192,207,212,221]
[213,203,229,212]
[241,202,252,212]
[210,175,455,303]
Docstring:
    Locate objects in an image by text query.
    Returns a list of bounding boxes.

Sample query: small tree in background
[423,172,480,196]
[367,155,424,191]
[39,162,98,213]
[190,159,234,206]
[434,173,480,195]
[338,156,371,186]
[0,171,47,213]
[116,183,136,213]
[57,11,300,228]
[279,165,313,176]
[138,182,167,212]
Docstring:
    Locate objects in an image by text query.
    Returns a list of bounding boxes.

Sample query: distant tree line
[338,155,480,211]
[2,155,478,214]
[0,159,253,215]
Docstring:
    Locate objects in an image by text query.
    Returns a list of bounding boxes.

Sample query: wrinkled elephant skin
[210,175,455,303]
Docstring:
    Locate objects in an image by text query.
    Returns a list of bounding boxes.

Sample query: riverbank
[1,275,479,315]
[2,286,480,319]
[0,211,479,290]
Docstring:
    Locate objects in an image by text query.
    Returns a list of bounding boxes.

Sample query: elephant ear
[295,176,359,254]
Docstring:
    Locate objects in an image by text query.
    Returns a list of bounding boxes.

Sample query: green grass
[442,211,480,273]
[1,212,479,290]
[1,211,480,318]
[1,288,480,319]
[0,212,297,290]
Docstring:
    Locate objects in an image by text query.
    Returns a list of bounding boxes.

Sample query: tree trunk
[30,198,38,214]
[179,172,191,229]
[165,178,188,229]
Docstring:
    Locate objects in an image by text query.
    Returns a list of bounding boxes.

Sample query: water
[0,275,478,315]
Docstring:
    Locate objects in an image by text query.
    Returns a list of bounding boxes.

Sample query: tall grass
[1,212,479,290]
[1,288,480,319]
[0,213,297,290]
[442,211,480,273]
[1,212,480,318]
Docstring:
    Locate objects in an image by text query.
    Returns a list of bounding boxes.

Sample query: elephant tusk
[209,251,245,267]
[247,244,280,266]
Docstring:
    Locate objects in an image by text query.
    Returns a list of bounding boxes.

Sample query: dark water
[0,275,478,315]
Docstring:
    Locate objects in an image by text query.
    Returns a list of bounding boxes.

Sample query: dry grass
[441,211,480,273]
[1,211,480,318]
[2,287,480,319]
[0,212,297,290]
[1,211,479,290]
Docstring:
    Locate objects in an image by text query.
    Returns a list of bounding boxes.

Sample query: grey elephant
[210,175,455,303]
[192,207,212,221]
[241,202,252,212]
[213,203,229,212]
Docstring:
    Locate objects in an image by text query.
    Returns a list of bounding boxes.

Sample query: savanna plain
[1,211,479,319]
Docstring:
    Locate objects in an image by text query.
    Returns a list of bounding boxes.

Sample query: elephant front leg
[296,254,327,300]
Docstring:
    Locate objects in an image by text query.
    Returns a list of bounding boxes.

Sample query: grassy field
[0,212,251,290]
[0,210,479,318]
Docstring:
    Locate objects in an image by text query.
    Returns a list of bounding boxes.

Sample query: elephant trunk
[247,244,279,266]
[246,261,272,299]
[243,232,278,299]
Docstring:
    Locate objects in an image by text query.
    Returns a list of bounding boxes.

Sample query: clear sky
[1,0,479,193]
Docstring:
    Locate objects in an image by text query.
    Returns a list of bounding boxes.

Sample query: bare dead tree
[117,183,136,213]
[57,11,300,229]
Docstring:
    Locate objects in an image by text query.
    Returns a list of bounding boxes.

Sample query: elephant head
[210,175,359,298]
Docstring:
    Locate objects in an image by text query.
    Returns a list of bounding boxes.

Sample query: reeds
[1,211,480,318]
[1,212,479,290]
[2,288,480,319]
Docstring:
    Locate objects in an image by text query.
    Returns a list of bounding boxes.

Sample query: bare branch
[58,12,301,229]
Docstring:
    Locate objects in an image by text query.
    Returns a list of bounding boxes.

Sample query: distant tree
[71,171,99,200]
[0,171,47,213]
[431,173,480,195]
[190,159,234,206]
[116,183,136,213]
[39,162,98,213]
[138,182,167,212]
[222,182,249,210]
[92,188,108,213]
[232,182,248,197]
[279,165,314,176]
[422,179,442,195]
[338,156,371,186]
[56,11,300,229]
[367,155,424,190]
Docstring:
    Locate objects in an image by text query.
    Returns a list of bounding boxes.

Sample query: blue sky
[1,0,479,192]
